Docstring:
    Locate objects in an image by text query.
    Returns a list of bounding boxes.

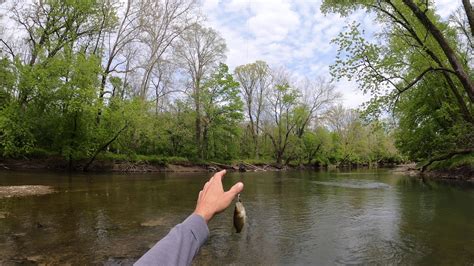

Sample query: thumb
[224,182,244,202]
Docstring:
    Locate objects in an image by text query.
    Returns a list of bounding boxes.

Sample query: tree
[96,0,139,122]
[234,60,271,159]
[174,23,226,159]
[5,0,113,107]
[0,0,402,170]
[302,127,333,166]
[462,0,474,37]
[293,77,340,138]
[322,0,474,164]
[261,69,300,166]
[402,0,474,102]
[201,63,243,160]
[137,0,198,99]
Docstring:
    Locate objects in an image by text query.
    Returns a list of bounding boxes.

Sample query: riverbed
[0,169,473,264]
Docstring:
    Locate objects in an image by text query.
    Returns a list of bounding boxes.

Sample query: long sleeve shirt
[134,214,209,266]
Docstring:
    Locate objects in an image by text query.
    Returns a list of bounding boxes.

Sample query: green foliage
[0,103,35,157]
[99,152,189,165]
[323,0,474,166]
[0,0,403,169]
[0,58,16,106]
[394,76,473,161]
[426,153,474,171]
[201,63,244,160]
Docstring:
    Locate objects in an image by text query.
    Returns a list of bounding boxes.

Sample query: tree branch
[421,149,474,172]
[0,39,15,58]
[83,123,129,171]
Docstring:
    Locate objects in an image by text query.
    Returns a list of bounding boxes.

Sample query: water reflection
[0,170,473,264]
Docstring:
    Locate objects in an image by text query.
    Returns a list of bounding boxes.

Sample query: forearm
[134,214,209,266]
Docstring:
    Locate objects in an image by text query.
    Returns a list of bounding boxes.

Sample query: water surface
[0,169,473,265]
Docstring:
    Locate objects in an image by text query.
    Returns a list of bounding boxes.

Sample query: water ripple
[313,179,391,189]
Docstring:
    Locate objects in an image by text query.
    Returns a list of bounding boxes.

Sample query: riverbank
[3,157,471,181]
[0,157,292,173]
[392,161,474,182]
[0,156,400,173]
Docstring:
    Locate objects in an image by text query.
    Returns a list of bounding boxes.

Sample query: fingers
[203,181,210,192]
[213,169,226,182]
[224,182,244,203]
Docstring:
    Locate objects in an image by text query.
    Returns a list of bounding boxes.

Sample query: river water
[0,169,473,265]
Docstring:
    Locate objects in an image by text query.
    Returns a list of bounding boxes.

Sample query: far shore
[1,158,472,182]
[0,157,400,172]
[392,163,473,182]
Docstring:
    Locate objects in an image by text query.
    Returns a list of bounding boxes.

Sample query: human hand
[193,170,244,223]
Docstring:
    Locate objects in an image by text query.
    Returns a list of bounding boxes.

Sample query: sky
[199,0,461,108]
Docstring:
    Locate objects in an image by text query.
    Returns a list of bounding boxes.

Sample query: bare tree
[96,0,142,122]
[150,58,179,113]
[261,68,299,166]
[234,60,270,159]
[450,7,474,66]
[138,0,198,99]
[294,77,341,138]
[173,23,226,159]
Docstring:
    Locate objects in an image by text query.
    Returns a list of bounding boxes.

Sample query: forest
[0,0,472,173]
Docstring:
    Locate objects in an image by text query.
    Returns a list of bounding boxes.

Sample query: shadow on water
[0,169,473,264]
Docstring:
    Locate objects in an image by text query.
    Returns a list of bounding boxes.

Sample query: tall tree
[96,0,140,122]
[322,0,474,164]
[294,77,340,138]
[138,0,197,99]
[461,0,474,37]
[6,0,113,107]
[262,69,300,166]
[402,0,474,102]
[174,23,226,159]
[201,63,243,160]
[234,60,270,159]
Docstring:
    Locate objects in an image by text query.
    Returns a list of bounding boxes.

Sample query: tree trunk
[403,0,474,102]
[83,124,128,171]
[96,72,108,124]
[202,125,209,160]
[194,80,202,159]
[253,134,259,159]
[462,0,474,37]
[275,151,283,167]
[68,112,79,171]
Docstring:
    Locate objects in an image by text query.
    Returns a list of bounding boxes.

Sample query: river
[0,169,473,265]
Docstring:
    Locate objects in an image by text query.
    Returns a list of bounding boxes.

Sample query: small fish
[233,194,246,233]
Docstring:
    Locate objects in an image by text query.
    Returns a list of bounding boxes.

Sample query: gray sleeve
[134,214,209,266]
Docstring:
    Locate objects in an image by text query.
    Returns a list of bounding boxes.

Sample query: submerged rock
[140,217,168,227]
[0,185,54,198]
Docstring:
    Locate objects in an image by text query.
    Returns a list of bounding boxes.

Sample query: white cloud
[201,0,463,109]
[336,78,368,109]
[246,0,300,42]
[434,0,461,19]
[201,0,219,12]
